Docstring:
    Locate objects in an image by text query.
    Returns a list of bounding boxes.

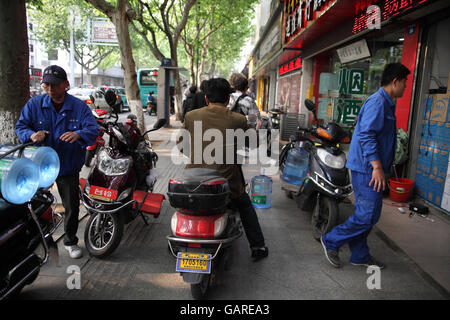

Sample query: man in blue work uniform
[320,63,410,269]
[16,65,98,259]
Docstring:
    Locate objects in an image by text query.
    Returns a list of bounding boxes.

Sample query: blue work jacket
[15,93,99,177]
[346,88,397,174]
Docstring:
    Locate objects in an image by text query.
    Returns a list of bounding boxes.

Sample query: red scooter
[166,168,243,299]
[79,91,166,258]
[85,108,108,167]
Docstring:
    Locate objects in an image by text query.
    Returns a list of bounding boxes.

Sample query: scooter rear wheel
[190,274,210,300]
[311,196,339,241]
[85,211,124,259]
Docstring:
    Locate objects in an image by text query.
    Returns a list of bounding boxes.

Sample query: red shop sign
[279,57,302,76]
[352,0,430,34]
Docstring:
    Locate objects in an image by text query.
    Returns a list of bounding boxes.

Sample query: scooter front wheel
[311,196,339,241]
[84,211,124,259]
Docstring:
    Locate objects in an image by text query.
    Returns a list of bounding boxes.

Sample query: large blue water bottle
[0,145,60,188]
[250,175,272,209]
[0,158,40,204]
[281,147,309,185]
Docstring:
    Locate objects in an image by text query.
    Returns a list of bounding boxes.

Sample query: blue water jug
[0,158,40,204]
[0,145,60,188]
[281,147,309,185]
[250,175,272,209]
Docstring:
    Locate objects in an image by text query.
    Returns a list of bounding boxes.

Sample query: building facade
[247,0,450,214]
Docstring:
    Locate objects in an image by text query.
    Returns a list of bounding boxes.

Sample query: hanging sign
[92,18,118,43]
[336,39,371,64]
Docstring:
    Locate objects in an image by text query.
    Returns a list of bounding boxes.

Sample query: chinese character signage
[279,57,302,76]
[336,68,365,125]
[352,0,429,34]
[284,0,336,44]
[92,19,118,43]
[336,39,371,64]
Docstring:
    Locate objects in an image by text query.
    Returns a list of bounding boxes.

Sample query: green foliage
[180,0,258,80]
[28,0,119,72]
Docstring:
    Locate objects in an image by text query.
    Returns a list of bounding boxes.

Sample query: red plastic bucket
[388,178,414,202]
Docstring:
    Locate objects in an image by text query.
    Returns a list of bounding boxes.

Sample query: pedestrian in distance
[192,79,208,110]
[15,65,99,259]
[182,78,268,261]
[320,63,411,269]
[147,91,156,115]
[228,73,261,129]
[181,85,197,123]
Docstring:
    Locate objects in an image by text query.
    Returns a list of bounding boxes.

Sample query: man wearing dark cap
[16,65,98,259]
[182,78,268,261]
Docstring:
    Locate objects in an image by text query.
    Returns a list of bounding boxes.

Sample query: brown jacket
[182,103,251,198]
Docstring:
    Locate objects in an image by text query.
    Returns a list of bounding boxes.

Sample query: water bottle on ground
[281,147,309,185]
[250,175,272,209]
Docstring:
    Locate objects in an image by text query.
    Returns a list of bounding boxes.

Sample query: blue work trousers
[322,171,383,264]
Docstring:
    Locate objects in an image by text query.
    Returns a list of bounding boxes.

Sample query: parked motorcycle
[268,107,284,130]
[79,90,166,258]
[279,99,353,240]
[166,168,243,300]
[260,107,284,157]
[85,108,108,167]
[0,143,61,299]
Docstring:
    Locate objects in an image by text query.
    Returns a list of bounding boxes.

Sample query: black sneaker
[251,246,268,261]
[351,257,385,269]
[320,236,341,268]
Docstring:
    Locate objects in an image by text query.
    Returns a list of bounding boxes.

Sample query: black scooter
[280,99,353,240]
[0,144,61,299]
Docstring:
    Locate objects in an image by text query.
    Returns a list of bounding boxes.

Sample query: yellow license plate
[176,252,211,274]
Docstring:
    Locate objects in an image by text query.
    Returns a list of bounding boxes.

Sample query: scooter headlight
[316,148,346,169]
[98,149,132,176]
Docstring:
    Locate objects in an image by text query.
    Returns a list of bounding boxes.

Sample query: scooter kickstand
[139,211,149,225]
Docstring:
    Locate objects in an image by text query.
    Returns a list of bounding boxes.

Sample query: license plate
[176,252,211,274]
[89,185,118,202]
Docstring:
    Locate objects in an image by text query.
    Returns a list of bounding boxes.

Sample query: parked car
[68,88,111,113]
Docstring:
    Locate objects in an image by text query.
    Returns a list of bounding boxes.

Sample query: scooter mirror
[304,99,316,112]
[105,89,117,107]
[153,118,166,129]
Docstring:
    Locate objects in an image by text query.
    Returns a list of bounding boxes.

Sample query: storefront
[408,15,450,213]
[280,0,450,213]
[250,4,284,113]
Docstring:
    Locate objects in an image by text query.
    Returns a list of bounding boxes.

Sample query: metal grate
[280,113,305,141]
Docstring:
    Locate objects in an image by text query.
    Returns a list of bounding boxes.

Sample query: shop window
[276,72,301,114]
[319,30,404,126]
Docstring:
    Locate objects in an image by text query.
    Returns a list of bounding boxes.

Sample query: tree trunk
[170,52,183,122]
[0,0,29,144]
[86,0,145,133]
[111,8,144,132]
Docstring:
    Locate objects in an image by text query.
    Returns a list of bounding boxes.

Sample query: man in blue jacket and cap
[16,65,98,259]
[320,63,410,269]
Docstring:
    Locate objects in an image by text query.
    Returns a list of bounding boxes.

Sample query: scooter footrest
[132,191,165,217]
